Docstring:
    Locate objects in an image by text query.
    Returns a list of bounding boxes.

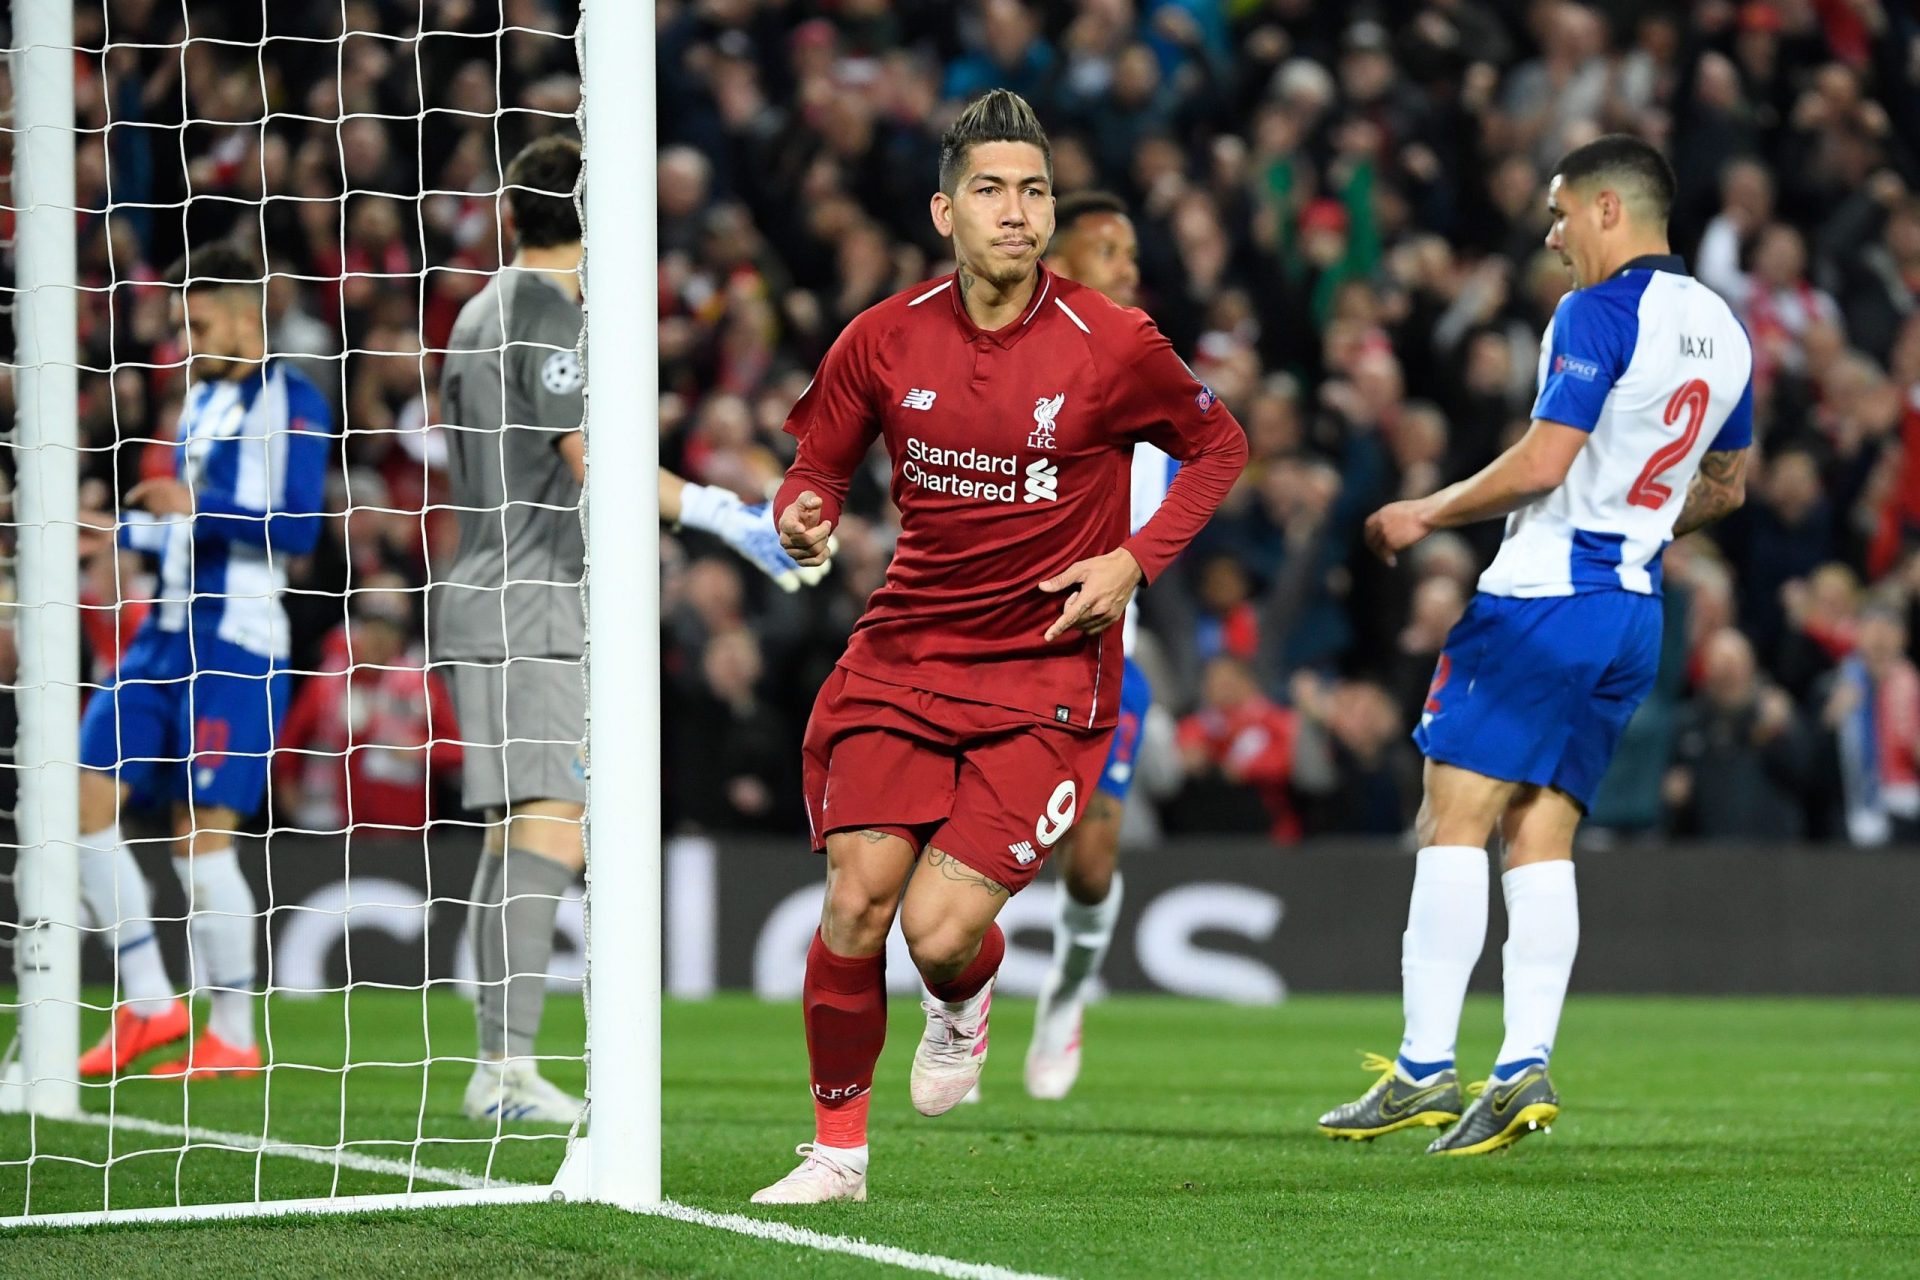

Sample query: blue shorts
[78,627,290,815]
[1413,590,1661,811]
[1097,656,1152,801]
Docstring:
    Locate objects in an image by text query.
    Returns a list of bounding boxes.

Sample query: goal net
[0,0,658,1225]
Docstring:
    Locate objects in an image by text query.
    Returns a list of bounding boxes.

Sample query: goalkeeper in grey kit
[438,135,820,1124]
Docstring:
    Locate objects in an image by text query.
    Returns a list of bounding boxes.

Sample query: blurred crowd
[653,0,1920,849]
[1,0,584,831]
[1,0,1917,847]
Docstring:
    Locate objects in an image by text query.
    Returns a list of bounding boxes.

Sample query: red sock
[804,930,886,1149]
[925,923,1004,1004]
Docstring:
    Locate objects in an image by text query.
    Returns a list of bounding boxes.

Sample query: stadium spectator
[1665,628,1815,840]
[1188,555,1261,666]
[665,626,797,833]
[1823,602,1920,845]
[1740,223,1843,393]
[1727,448,1835,661]
[1293,673,1420,836]
[1776,562,1864,700]
[40,0,1920,850]
[1171,656,1321,843]
[1696,158,1773,305]
[1390,574,1467,733]
[273,577,463,833]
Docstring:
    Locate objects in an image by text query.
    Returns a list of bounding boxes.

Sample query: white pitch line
[30,1114,1068,1279]
[60,1109,509,1192]
[646,1200,1067,1280]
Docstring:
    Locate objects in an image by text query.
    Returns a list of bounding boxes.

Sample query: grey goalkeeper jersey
[430,269,586,662]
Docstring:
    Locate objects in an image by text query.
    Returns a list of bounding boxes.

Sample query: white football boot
[909,978,994,1116]
[462,1060,585,1124]
[1024,976,1084,1100]
[750,1144,868,1204]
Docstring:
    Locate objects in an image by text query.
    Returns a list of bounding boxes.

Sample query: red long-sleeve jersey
[777,265,1248,730]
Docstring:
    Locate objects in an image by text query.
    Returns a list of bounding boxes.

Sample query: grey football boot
[1426,1064,1560,1155]
[1319,1053,1464,1140]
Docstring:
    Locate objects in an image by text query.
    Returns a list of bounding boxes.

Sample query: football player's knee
[821,877,894,951]
[904,922,977,981]
[1416,796,1494,849]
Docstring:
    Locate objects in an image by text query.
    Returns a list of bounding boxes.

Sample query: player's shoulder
[508,270,583,335]
[448,276,505,343]
[271,361,334,429]
[1046,274,1160,350]
[273,359,323,398]
[1553,274,1647,327]
[841,273,960,339]
[1662,270,1752,346]
[1548,274,1659,365]
[1587,268,1752,360]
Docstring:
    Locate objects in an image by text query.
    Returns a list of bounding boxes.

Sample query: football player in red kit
[753,89,1248,1204]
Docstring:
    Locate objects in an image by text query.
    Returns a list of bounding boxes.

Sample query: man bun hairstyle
[938,89,1052,194]
[1554,133,1677,226]
[1053,190,1128,235]
[507,134,583,249]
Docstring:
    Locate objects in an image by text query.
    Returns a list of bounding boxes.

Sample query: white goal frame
[0,0,661,1224]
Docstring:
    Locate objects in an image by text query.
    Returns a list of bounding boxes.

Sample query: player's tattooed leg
[923,847,1009,899]
[854,828,896,844]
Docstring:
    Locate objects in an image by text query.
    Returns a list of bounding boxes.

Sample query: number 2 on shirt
[1626,379,1711,510]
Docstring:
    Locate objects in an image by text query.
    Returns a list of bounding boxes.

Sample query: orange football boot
[152,1031,262,1081]
[78,1001,190,1078]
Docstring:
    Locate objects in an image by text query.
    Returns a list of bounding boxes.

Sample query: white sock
[173,849,256,1048]
[1047,871,1124,1009]
[675,480,737,533]
[813,1142,868,1173]
[1494,860,1579,1075]
[78,824,174,1017]
[1398,845,1489,1076]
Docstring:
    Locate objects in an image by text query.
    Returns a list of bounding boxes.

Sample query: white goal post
[3,0,83,1128]
[578,0,663,1211]
[0,0,660,1224]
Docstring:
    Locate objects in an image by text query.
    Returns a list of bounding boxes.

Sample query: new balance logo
[1023,458,1058,503]
[901,388,937,411]
[1008,840,1038,865]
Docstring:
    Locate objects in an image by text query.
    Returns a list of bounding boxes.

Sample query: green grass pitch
[2,992,1916,1277]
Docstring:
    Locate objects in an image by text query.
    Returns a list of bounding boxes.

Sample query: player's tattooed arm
[923,847,1010,899]
[1672,447,1749,537]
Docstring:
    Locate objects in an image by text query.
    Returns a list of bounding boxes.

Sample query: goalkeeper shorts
[447,655,586,811]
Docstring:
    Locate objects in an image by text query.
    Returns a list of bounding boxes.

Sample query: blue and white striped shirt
[1482,256,1753,599]
[121,361,333,660]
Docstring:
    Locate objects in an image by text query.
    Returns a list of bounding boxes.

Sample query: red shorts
[801,666,1109,893]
